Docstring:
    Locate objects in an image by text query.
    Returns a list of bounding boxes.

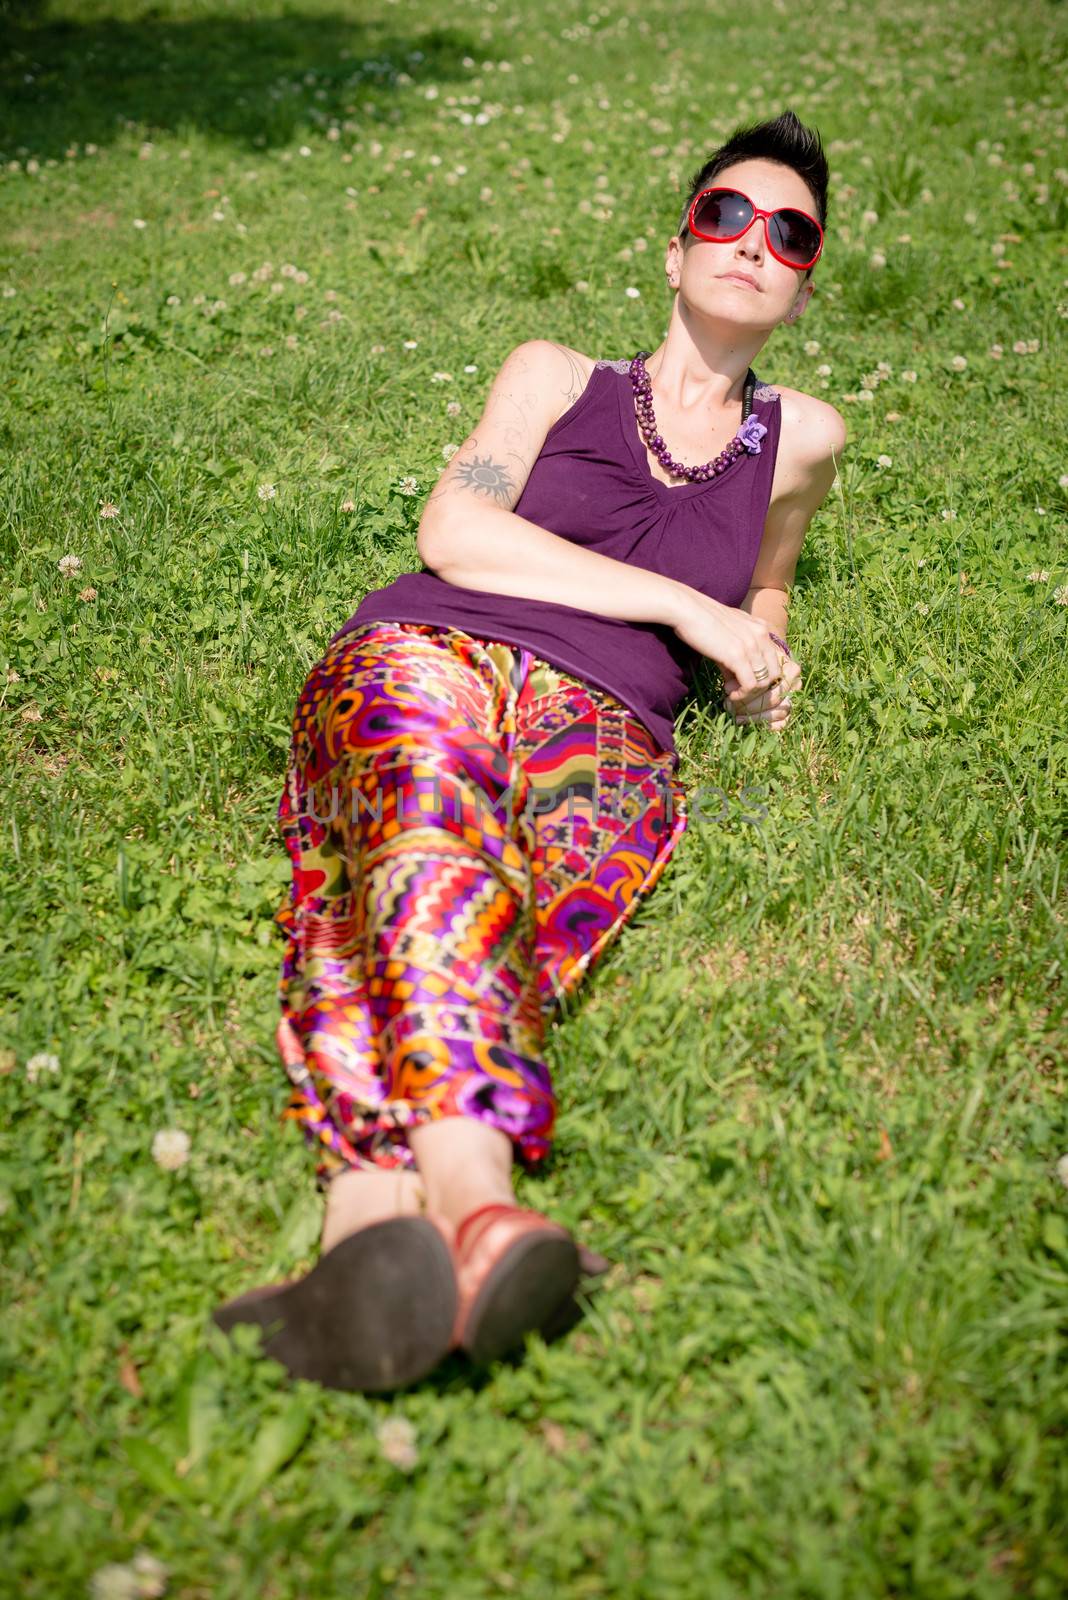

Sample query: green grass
[1,0,1067,1594]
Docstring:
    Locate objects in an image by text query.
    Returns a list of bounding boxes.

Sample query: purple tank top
[330,358,783,764]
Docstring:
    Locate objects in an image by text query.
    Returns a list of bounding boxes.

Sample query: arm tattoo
[451,454,517,507]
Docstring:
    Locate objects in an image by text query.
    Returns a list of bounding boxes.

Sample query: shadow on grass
[0,3,477,156]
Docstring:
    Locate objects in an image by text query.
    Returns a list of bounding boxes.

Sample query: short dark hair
[677,110,829,280]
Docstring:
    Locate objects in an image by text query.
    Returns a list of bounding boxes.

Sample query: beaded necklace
[629,352,768,483]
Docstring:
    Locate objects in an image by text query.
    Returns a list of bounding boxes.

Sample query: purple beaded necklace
[629,352,768,482]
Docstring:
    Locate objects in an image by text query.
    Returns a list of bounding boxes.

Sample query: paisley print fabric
[274,620,689,1188]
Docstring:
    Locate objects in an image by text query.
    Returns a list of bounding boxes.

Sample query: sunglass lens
[692,189,752,237]
[771,209,821,265]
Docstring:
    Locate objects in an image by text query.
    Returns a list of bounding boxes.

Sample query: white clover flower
[1059,474,1068,489]
[816,362,832,376]
[463,363,478,373]
[376,1416,418,1471]
[1057,1153,1068,1189]
[915,601,929,615]
[89,1550,168,1600]
[294,270,310,286]
[58,553,83,577]
[431,371,452,383]
[25,1051,60,1082]
[257,483,277,502]
[857,390,874,403]
[861,208,879,227]
[869,251,886,269]
[901,370,918,383]
[99,499,120,518]
[876,455,892,469]
[1026,569,1050,582]
[133,218,147,230]
[442,443,458,460]
[340,499,355,513]
[397,476,420,496]
[228,271,247,286]
[951,297,966,310]
[1,285,15,298]
[803,339,821,355]
[1053,585,1068,606]
[90,1563,142,1600]
[131,1553,168,1598]
[285,334,299,350]
[624,285,641,298]
[165,294,181,307]
[152,1128,190,1170]
[950,355,968,371]
[446,400,462,416]
[574,280,589,292]
[402,338,418,349]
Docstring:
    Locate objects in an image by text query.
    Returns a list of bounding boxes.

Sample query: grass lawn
[1,0,1066,1594]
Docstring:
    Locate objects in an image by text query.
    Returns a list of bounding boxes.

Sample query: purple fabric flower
[736,415,768,454]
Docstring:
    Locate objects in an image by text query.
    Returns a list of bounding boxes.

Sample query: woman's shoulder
[514,342,608,431]
[764,380,848,461]
[763,381,848,510]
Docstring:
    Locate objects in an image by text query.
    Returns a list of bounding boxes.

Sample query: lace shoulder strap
[597,357,779,399]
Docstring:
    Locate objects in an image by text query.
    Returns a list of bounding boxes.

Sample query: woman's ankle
[320,1167,426,1253]
[407,1117,517,1232]
[428,1178,518,1234]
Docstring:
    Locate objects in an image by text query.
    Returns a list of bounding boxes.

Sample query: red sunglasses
[684,186,824,271]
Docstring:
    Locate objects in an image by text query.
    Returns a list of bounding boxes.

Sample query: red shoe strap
[454,1201,532,1256]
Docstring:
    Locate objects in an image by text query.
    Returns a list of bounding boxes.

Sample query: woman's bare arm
[418,340,793,697]
[416,340,692,629]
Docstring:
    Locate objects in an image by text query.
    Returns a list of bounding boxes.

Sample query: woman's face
[667,156,819,328]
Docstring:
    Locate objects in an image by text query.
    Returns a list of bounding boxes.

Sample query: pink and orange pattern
[274,620,689,1187]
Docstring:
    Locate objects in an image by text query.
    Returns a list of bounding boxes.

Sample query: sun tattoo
[452,455,517,506]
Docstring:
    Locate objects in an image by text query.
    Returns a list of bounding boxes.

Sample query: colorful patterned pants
[275,621,689,1188]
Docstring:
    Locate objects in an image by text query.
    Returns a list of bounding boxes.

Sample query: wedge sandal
[212,1214,457,1394]
[448,1202,582,1366]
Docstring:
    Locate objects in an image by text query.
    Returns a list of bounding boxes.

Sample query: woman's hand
[720,654,802,732]
[671,590,793,707]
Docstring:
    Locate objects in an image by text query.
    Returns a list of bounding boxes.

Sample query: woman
[213,110,846,1392]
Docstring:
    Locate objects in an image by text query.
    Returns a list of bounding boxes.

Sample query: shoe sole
[212,1216,457,1394]
[462,1231,581,1367]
